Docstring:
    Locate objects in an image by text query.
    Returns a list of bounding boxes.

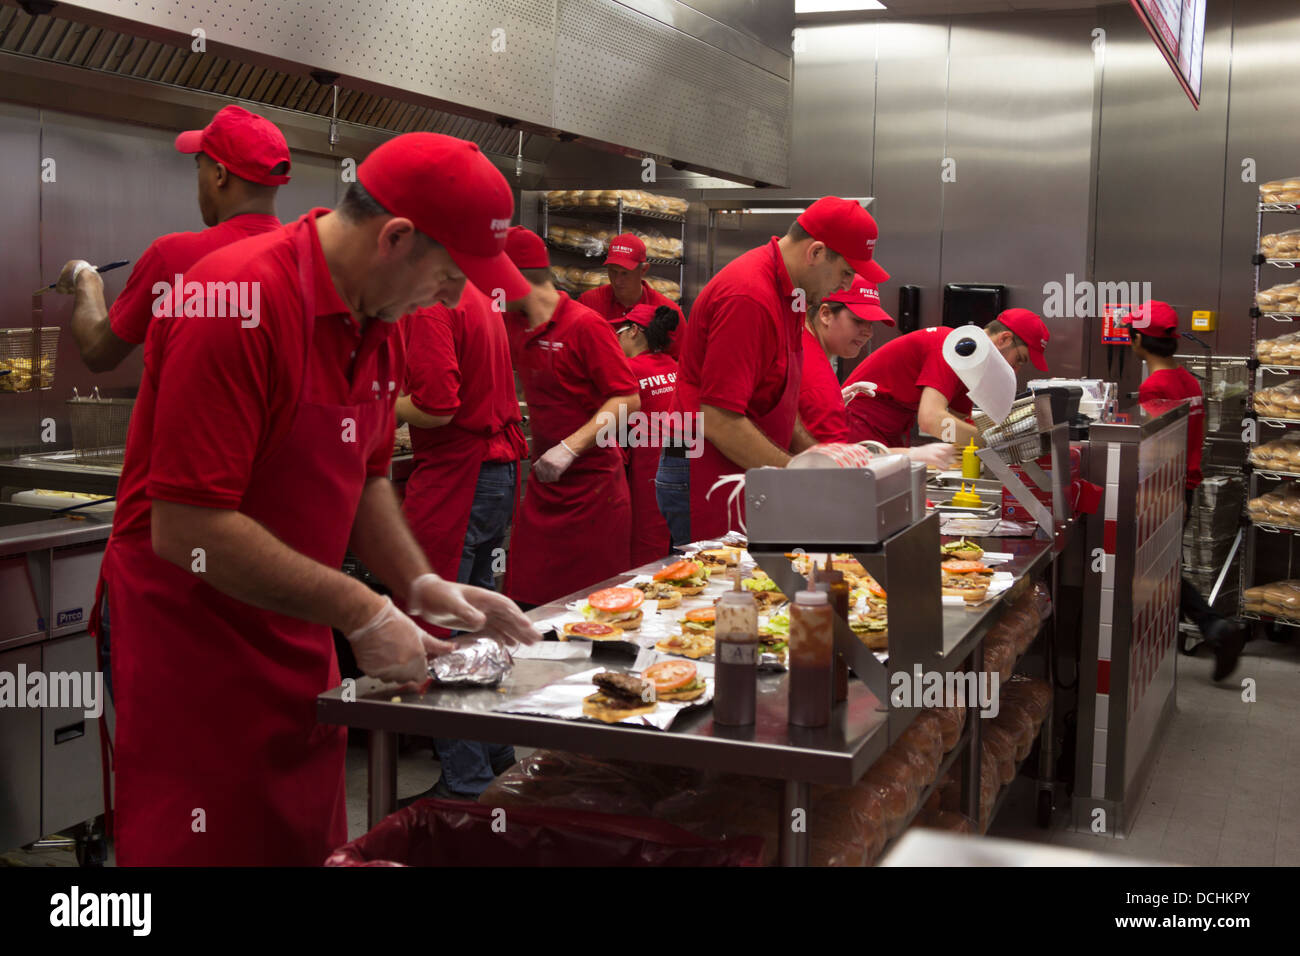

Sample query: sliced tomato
[867,582,887,599]
[941,560,990,574]
[684,607,716,623]
[588,587,645,611]
[644,660,697,692]
[569,622,619,637]
[653,560,698,582]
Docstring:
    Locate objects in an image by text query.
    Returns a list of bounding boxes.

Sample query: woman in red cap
[613,303,681,566]
[501,227,641,605]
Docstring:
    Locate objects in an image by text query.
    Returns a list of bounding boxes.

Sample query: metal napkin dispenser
[744,457,925,546]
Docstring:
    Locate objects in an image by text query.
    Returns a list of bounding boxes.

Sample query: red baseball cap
[822,273,895,326]
[796,197,889,284]
[615,303,658,329]
[1126,300,1179,338]
[357,133,529,302]
[174,105,291,186]
[997,308,1050,372]
[605,233,646,271]
[504,226,550,269]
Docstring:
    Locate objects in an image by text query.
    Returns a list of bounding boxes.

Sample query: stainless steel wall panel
[553,0,790,185]
[942,13,1096,380]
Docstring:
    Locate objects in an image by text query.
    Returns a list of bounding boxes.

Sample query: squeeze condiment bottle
[962,438,981,479]
[816,558,850,703]
[714,579,759,726]
[788,590,834,727]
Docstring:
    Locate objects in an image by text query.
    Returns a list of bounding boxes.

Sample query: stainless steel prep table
[318,530,1066,866]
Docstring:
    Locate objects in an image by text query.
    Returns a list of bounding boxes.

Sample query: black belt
[663,445,689,459]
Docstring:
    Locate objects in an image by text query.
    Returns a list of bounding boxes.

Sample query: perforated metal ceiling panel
[55,0,559,124]
[555,0,789,184]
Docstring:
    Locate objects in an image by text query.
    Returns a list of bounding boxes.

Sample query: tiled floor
[990,632,1300,865]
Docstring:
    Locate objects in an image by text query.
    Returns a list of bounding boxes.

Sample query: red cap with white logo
[997,308,1051,372]
[174,104,291,186]
[604,233,646,271]
[1124,300,1179,339]
[796,197,889,284]
[822,273,895,325]
[357,132,528,301]
[504,225,550,269]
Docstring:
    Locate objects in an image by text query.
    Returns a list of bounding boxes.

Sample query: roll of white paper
[942,325,1016,423]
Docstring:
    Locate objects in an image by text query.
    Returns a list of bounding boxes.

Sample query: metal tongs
[34,259,130,295]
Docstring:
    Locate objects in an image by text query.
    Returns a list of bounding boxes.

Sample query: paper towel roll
[942,325,1016,424]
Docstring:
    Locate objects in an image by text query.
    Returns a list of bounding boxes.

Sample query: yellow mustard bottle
[961,438,981,480]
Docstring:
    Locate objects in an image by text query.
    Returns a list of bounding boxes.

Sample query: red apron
[106,226,392,866]
[626,352,678,567]
[683,336,802,542]
[505,320,632,605]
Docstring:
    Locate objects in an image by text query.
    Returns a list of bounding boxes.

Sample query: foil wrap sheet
[429,637,513,685]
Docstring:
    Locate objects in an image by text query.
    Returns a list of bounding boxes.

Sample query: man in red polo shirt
[501,226,640,605]
[843,308,1050,448]
[102,133,539,866]
[397,276,529,798]
[660,197,888,542]
[1129,300,1244,681]
[579,232,685,356]
[56,105,289,372]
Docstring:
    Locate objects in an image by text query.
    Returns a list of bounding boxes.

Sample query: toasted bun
[673,585,706,596]
[854,628,888,651]
[562,621,624,640]
[582,693,657,723]
[943,585,989,604]
[656,590,682,610]
[657,683,707,702]
[946,547,984,561]
[655,636,715,659]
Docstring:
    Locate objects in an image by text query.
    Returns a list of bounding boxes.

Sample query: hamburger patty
[593,671,651,704]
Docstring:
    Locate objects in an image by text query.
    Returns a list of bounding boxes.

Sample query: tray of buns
[1244,579,1300,622]
[1256,282,1300,313]
[1248,435,1300,475]
[1262,229,1300,261]
[1252,376,1300,420]
[1255,332,1300,365]
[544,189,689,221]
[1260,178,1300,209]
[1247,484,1300,530]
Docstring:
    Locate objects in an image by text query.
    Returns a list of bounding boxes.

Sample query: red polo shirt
[107,209,401,550]
[798,326,848,444]
[579,281,685,357]
[1139,367,1204,489]
[401,282,527,463]
[844,326,972,446]
[107,213,283,345]
[504,292,638,444]
[672,237,802,431]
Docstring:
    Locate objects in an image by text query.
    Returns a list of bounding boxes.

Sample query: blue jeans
[435,460,517,795]
[655,453,691,551]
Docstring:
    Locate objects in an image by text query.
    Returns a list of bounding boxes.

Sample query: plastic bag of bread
[992,702,1038,761]
[979,759,999,833]
[1029,581,1053,622]
[812,781,887,865]
[933,704,967,752]
[902,711,946,775]
[866,750,922,806]
[982,724,1018,787]
[1262,230,1300,260]
[896,729,942,789]
[1260,177,1300,203]
[913,809,976,835]
[1000,674,1052,725]
[1257,281,1300,313]
[983,637,1016,683]
[1243,579,1300,619]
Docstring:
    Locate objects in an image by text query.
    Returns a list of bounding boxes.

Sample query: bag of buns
[982,724,1018,787]
[896,715,944,780]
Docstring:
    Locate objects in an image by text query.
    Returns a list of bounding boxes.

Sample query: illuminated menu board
[1129,0,1206,108]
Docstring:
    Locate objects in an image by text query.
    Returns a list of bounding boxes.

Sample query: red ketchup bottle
[789,590,834,727]
[714,582,759,726]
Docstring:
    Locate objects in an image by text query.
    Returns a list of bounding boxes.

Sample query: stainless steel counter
[317,526,1066,866]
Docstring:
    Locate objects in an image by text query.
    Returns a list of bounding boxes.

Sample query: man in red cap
[661,197,887,542]
[56,104,290,372]
[1128,300,1245,681]
[578,232,685,356]
[102,132,539,866]
[500,226,641,604]
[843,307,1050,449]
[395,261,529,799]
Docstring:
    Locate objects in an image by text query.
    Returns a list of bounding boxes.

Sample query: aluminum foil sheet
[429,637,513,685]
[495,665,713,730]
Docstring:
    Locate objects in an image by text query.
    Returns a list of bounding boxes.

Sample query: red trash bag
[324,799,765,867]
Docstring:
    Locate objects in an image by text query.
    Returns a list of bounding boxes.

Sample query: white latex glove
[533,440,578,483]
[408,573,540,647]
[908,442,958,469]
[345,596,449,683]
[841,381,877,405]
[55,259,96,294]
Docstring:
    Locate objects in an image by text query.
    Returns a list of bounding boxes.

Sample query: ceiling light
[794,1,886,13]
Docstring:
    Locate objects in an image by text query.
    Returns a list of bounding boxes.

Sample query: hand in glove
[408,573,540,647]
[56,259,98,295]
[533,440,578,483]
[907,442,958,470]
[841,381,877,405]
[346,596,451,683]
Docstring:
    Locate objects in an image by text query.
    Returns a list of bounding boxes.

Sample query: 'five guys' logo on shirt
[639,372,676,390]
[537,340,565,352]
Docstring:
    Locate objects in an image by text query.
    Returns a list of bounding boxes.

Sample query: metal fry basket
[0,327,60,392]
[973,396,1050,465]
[68,387,135,465]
